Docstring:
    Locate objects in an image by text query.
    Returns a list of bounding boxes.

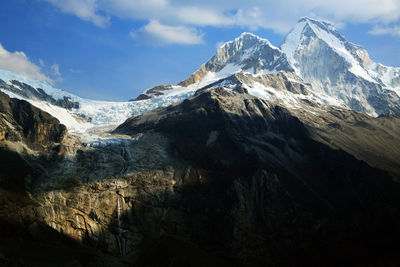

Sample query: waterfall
[115,182,126,256]
[114,146,128,256]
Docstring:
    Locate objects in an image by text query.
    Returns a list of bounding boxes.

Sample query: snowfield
[0,69,195,132]
[0,69,197,146]
[1,17,400,145]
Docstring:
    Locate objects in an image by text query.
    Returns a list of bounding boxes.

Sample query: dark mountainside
[115,86,400,266]
[1,83,400,266]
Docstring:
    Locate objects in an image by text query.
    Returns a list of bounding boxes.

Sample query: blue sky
[0,0,400,101]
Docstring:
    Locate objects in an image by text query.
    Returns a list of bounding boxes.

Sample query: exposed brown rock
[178,64,208,87]
[0,124,5,141]
[0,90,67,152]
[132,84,174,101]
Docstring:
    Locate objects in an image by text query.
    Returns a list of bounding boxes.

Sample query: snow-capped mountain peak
[281,17,370,78]
[1,17,400,139]
[280,17,400,87]
[178,31,293,88]
[280,17,400,116]
[226,31,279,51]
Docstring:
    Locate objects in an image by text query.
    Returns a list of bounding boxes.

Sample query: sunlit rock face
[0,90,66,152]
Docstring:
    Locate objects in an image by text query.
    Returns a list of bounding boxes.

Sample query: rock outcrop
[132,84,174,101]
[0,90,67,153]
[0,79,79,110]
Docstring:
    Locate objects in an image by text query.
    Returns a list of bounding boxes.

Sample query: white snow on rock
[280,20,306,71]
[307,22,374,82]
[0,69,196,137]
[246,81,347,111]
[195,63,241,88]
[1,16,400,142]
[281,18,374,82]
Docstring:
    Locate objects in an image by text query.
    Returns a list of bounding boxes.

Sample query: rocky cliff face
[0,92,124,266]
[1,80,400,266]
[0,90,67,153]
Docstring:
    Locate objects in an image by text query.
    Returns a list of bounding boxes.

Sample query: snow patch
[281,19,376,83]
[281,20,306,67]
[0,68,198,138]
[246,81,347,111]
[195,63,241,88]
[306,23,375,83]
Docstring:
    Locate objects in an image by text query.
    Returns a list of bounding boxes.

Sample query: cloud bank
[369,25,400,37]
[45,0,400,43]
[0,43,53,83]
[45,0,110,27]
[131,20,204,45]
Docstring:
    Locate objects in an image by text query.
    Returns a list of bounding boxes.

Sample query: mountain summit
[0,17,400,135]
[139,17,400,116]
[178,32,293,87]
[281,17,400,115]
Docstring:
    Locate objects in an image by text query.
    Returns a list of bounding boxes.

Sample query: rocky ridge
[0,90,67,153]
[1,18,400,133]
[139,18,400,117]
[281,17,400,116]
[0,78,79,110]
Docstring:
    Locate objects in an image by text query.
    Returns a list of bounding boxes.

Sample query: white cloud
[45,0,109,27]
[176,7,234,27]
[307,0,400,23]
[131,20,204,45]
[369,25,400,37]
[45,0,400,37]
[98,0,168,20]
[0,43,53,83]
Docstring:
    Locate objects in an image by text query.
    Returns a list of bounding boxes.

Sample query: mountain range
[1,17,400,266]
